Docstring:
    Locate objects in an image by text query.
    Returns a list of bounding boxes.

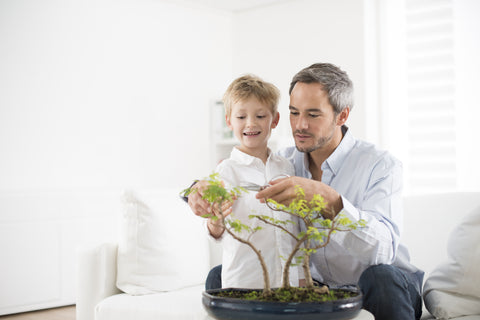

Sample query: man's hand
[255,176,343,219]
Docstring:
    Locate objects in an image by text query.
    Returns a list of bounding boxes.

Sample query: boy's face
[226,97,279,157]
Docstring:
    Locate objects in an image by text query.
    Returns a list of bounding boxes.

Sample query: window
[378,0,480,194]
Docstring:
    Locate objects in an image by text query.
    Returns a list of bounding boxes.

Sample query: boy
[207,74,302,289]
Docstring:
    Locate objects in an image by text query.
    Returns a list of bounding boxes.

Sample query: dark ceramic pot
[202,287,363,320]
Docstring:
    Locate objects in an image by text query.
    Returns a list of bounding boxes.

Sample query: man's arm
[256,163,403,266]
[330,163,403,265]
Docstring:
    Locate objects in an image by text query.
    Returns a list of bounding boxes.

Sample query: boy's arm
[206,217,225,239]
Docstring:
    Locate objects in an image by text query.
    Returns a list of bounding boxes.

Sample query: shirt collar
[230,146,271,166]
[321,125,356,175]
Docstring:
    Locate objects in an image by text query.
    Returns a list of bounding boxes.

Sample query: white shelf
[211,101,234,165]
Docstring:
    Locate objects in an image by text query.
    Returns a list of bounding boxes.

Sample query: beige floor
[0,306,75,320]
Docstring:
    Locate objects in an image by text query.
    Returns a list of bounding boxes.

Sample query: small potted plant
[182,173,366,320]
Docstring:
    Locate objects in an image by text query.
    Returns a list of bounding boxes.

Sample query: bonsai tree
[182,173,366,301]
[259,188,365,293]
[183,173,274,297]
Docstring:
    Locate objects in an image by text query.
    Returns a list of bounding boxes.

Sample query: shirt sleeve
[331,158,403,266]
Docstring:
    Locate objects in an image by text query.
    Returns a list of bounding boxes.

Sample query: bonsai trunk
[281,235,308,289]
[224,227,272,297]
[302,241,315,289]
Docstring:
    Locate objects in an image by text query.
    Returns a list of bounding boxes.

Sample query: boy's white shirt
[213,146,303,289]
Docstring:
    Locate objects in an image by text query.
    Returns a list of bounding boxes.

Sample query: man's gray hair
[289,63,354,113]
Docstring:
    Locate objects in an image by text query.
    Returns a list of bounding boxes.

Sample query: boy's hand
[187,180,212,217]
[188,179,235,239]
[187,180,234,218]
[211,198,235,219]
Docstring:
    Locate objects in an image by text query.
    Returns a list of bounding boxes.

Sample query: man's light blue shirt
[278,126,422,286]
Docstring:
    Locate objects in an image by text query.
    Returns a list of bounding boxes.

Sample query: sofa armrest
[76,242,122,320]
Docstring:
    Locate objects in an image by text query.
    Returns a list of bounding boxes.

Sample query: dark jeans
[205,264,223,291]
[359,264,423,320]
[205,264,423,320]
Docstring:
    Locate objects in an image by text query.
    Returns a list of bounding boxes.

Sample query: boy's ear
[225,114,233,130]
[271,112,280,129]
[336,107,349,126]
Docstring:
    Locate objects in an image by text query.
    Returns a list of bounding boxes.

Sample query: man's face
[289,82,340,154]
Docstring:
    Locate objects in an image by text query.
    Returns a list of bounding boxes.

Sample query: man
[187,63,423,319]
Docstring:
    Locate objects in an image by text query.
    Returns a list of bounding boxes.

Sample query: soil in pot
[214,286,357,302]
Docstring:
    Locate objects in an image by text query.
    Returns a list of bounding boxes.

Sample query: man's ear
[271,112,280,129]
[336,107,350,126]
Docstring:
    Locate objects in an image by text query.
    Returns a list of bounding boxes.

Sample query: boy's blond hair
[222,74,280,117]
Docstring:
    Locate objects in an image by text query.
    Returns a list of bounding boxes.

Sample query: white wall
[0,0,233,314]
[0,0,380,194]
[232,0,372,147]
[0,0,233,192]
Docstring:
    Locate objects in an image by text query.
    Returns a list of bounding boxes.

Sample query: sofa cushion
[95,285,207,320]
[423,205,480,318]
[116,189,209,295]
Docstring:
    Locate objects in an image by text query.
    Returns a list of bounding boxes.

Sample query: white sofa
[77,191,480,320]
